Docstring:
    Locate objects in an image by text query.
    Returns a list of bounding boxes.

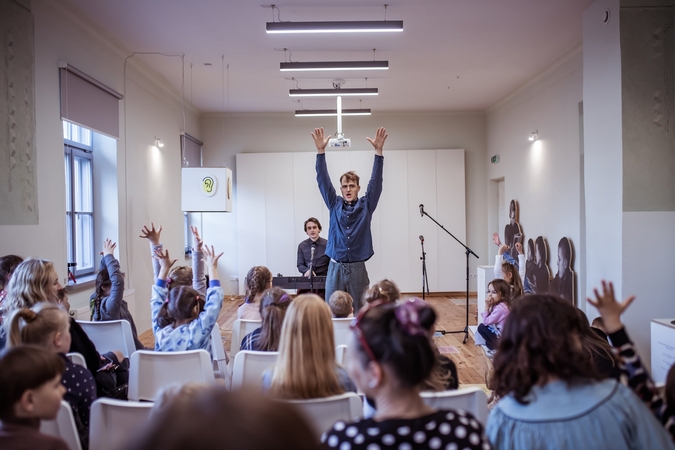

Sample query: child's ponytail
[9,308,38,347]
[156,302,174,328]
[8,303,69,348]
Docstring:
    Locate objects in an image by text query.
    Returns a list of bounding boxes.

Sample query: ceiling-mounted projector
[329,132,351,148]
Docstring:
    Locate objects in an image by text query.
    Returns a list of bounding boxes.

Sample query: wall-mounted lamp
[154,137,164,148]
[529,131,538,142]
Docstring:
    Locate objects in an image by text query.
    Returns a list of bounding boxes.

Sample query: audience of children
[264,294,356,398]
[328,290,353,318]
[8,303,97,448]
[4,259,129,398]
[477,279,512,351]
[588,280,675,442]
[0,345,69,450]
[486,294,674,449]
[240,287,291,351]
[324,300,491,449]
[238,265,273,320]
[151,245,224,352]
[90,239,144,350]
[129,387,318,450]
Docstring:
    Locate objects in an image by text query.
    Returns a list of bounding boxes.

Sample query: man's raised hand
[366,127,388,156]
[311,127,331,154]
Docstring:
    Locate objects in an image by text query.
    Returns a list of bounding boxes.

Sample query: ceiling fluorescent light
[295,109,372,117]
[289,88,378,97]
[267,20,403,34]
[280,61,389,71]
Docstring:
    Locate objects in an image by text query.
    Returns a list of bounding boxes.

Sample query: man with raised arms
[312,127,387,311]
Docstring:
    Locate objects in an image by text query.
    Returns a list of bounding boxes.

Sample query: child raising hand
[151,246,224,352]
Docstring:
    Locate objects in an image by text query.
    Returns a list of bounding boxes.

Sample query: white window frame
[64,122,95,277]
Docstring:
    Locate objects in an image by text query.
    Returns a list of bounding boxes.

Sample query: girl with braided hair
[237,266,272,320]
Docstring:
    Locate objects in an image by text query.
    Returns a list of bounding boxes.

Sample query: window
[64,121,95,277]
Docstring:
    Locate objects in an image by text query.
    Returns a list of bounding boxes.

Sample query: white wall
[0,0,201,333]
[486,49,584,301]
[200,112,487,294]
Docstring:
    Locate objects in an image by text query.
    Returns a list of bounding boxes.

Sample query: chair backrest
[76,320,136,358]
[210,325,231,383]
[229,319,262,360]
[335,345,347,366]
[128,350,215,401]
[284,392,362,438]
[332,318,352,347]
[420,387,488,424]
[41,400,83,450]
[89,398,154,450]
[231,350,279,389]
[66,352,87,368]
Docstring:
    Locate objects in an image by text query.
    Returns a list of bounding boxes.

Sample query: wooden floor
[139,294,488,386]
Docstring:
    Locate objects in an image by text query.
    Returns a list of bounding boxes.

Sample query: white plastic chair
[335,344,348,366]
[77,319,136,358]
[41,400,82,450]
[89,398,153,450]
[332,318,352,347]
[420,387,488,424]
[66,352,87,368]
[229,319,262,365]
[283,392,362,438]
[128,350,215,401]
[231,350,278,389]
[210,325,231,384]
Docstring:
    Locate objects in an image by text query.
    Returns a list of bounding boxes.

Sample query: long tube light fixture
[295,109,372,117]
[289,88,378,97]
[280,60,389,71]
[267,20,403,34]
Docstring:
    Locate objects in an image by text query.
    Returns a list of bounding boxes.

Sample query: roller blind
[182,134,203,167]
[59,63,123,139]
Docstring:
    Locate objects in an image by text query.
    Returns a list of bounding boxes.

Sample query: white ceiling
[65,0,594,114]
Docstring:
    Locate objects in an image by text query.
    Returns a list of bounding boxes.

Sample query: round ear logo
[201,176,217,197]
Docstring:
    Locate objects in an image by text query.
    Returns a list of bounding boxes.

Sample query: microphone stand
[309,247,315,293]
[420,238,430,300]
[420,205,478,344]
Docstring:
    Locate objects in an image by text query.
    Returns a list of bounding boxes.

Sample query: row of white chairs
[42,385,486,450]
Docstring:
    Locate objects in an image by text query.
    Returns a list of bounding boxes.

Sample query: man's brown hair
[303,217,322,232]
[340,171,360,186]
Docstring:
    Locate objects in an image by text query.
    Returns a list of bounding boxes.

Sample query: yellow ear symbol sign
[201,176,217,197]
[203,177,214,193]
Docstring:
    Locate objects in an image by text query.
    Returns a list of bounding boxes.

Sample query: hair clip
[394,300,428,337]
[166,278,172,285]
[195,295,200,301]
[278,294,290,304]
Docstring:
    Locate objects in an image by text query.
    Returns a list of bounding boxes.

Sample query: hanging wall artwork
[547,237,575,304]
[0,0,38,225]
[503,200,522,262]
[525,236,552,295]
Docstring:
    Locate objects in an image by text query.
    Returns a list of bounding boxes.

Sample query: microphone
[419,204,424,217]
[310,245,315,261]
[419,235,424,243]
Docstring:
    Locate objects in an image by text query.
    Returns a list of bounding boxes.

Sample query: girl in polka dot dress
[8,303,97,449]
[323,300,491,450]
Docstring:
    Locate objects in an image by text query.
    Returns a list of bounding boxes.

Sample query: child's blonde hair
[328,291,353,318]
[168,266,192,289]
[8,303,69,349]
[6,259,59,311]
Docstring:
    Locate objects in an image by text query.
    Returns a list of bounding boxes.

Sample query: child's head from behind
[0,346,66,422]
[257,287,292,352]
[487,279,511,308]
[329,290,353,318]
[0,254,23,290]
[244,266,272,303]
[150,382,209,419]
[168,266,193,289]
[95,268,112,298]
[7,259,62,311]
[363,279,400,305]
[500,262,524,297]
[8,303,71,353]
[157,286,204,328]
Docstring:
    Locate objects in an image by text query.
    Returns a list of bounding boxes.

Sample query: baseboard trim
[403,291,477,298]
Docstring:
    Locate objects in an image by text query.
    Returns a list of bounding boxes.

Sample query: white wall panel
[436,150,467,291]
[264,154,296,277]
[292,153,325,274]
[236,153,267,293]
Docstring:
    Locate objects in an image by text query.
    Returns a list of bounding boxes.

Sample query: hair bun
[23,309,38,322]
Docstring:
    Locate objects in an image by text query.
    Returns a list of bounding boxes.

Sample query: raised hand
[101,239,117,256]
[152,248,176,281]
[139,223,162,246]
[190,226,203,251]
[203,245,224,282]
[311,127,331,154]
[498,244,509,256]
[366,127,388,155]
[515,242,524,255]
[492,232,501,247]
[587,280,635,334]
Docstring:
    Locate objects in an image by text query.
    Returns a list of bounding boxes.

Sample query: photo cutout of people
[524,238,536,290]
[548,237,575,304]
[529,236,551,294]
[504,200,523,261]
